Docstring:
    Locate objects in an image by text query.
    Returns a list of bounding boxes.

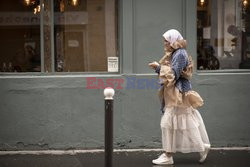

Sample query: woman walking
[149,29,210,165]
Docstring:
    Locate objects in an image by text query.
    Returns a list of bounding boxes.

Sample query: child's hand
[148,61,159,69]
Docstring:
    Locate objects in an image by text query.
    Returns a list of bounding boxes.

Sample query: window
[0,0,118,73]
[0,0,41,72]
[54,0,118,72]
[197,0,250,70]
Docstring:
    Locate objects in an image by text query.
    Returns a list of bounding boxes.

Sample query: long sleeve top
[171,49,192,92]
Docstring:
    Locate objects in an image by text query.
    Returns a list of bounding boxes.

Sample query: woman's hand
[148,61,159,69]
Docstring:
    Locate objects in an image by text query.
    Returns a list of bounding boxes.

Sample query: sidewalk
[0,149,250,167]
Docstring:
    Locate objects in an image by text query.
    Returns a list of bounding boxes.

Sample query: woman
[149,29,210,165]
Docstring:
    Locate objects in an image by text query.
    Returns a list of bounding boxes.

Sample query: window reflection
[0,0,41,72]
[54,0,117,72]
[0,0,117,73]
[197,0,250,70]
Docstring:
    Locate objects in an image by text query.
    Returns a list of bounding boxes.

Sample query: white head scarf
[162,29,183,45]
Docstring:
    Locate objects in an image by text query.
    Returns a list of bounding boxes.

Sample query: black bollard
[104,88,115,167]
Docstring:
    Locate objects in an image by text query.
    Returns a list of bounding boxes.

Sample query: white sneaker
[199,144,211,163]
[152,153,174,165]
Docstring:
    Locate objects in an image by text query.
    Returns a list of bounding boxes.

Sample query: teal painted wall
[0,0,250,150]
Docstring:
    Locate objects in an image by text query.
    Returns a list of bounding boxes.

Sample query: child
[149,29,210,165]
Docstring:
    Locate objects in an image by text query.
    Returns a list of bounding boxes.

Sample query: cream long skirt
[160,106,210,153]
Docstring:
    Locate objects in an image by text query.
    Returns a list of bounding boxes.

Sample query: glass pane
[197,0,250,70]
[0,0,41,72]
[54,0,118,72]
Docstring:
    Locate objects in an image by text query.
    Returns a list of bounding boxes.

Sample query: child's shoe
[152,153,174,165]
[199,144,211,163]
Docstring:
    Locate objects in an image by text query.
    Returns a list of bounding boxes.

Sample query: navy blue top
[171,49,192,92]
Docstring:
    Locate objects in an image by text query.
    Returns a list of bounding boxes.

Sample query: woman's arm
[155,65,161,74]
[171,49,188,80]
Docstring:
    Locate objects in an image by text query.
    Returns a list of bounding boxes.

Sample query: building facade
[0,0,250,150]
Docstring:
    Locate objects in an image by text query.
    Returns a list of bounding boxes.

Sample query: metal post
[104,87,115,167]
